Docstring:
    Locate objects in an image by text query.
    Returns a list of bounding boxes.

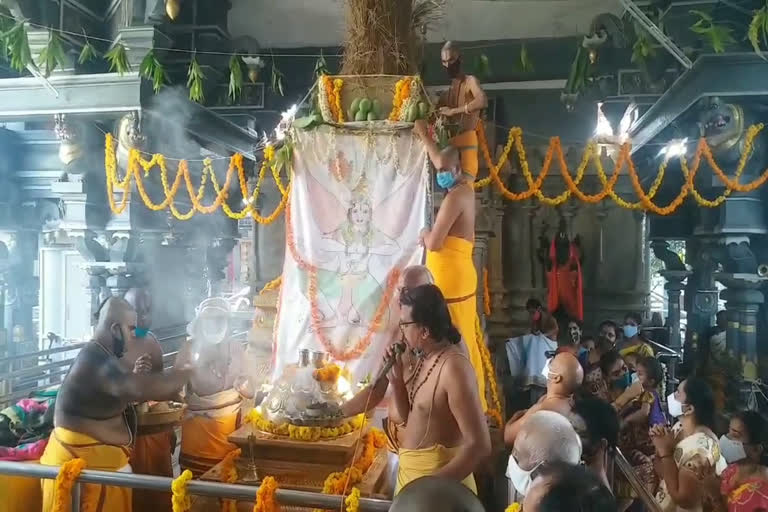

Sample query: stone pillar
[683,240,719,369]
[659,270,690,391]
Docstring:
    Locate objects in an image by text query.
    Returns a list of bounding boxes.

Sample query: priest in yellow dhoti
[176,298,250,477]
[412,41,489,410]
[40,297,193,512]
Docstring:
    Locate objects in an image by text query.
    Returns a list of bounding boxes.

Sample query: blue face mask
[134,327,149,338]
[436,170,457,189]
[613,372,633,390]
[623,324,638,338]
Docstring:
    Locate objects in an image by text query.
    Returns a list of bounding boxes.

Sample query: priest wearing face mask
[651,377,726,512]
[719,411,768,512]
[122,287,173,512]
[504,353,583,446]
[412,120,487,413]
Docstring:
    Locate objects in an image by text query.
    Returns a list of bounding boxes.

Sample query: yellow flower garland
[333,79,345,123]
[475,314,503,428]
[244,408,366,441]
[345,487,361,512]
[482,268,491,317]
[506,503,522,512]
[171,470,194,512]
[254,476,280,512]
[52,458,87,512]
[259,275,282,295]
[219,448,242,512]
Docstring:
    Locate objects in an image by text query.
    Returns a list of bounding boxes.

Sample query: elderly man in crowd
[522,461,617,512]
[506,410,582,503]
[390,476,486,512]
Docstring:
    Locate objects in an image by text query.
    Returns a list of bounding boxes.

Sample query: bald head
[548,352,584,394]
[442,41,459,58]
[124,287,152,329]
[391,476,484,512]
[513,411,582,471]
[95,297,136,358]
[402,265,434,289]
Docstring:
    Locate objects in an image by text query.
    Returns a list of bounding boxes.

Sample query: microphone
[374,342,406,383]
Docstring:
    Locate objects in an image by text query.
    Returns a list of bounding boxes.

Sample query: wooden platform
[228,423,362,467]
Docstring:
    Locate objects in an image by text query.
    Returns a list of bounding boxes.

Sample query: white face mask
[719,435,747,464]
[541,358,552,378]
[631,373,640,384]
[507,454,539,496]
[667,392,685,418]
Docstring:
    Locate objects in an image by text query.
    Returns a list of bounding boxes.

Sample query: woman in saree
[580,335,614,400]
[719,410,768,512]
[619,312,655,360]
[651,377,726,512]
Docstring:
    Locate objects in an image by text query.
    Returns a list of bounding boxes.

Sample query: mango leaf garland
[38,31,66,77]
[77,39,98,65]
[314,50,329,77]
[472,53,491,81]
[271,61,285,96]
[105,43,131,75]
[139,49,167,93]
[187,55,205,103]
[0,7,15,58]
[689,9,735,54]
[228,55,244,102]
[5,21,33,72]
[748,2,768,60]
[519,44,534,73]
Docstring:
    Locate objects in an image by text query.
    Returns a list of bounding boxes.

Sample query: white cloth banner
[505,333,557,389]
[272,126,428,383]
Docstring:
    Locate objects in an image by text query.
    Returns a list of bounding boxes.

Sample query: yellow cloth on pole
[426,236,487,411]
[0,459,42,512]
[449,130,479,177]
[40,427,132,512]
[396,444,477,495]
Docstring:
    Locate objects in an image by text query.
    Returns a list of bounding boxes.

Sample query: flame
[336,375,353,399]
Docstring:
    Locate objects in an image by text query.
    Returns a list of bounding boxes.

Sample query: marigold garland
[284,201,401,361]
[313,363,341,383]
[506,503,522,512]
[253,476,280,512]
[475,314,503,428]
[171,469,194,512]
[345,487,361,512]
[219,448,242,512]
[389,78,412,121]
[105,133,290,222]
[52,458,87,512]
[245,408,366,441]
[333,78,345,123]
[259,275,283,296]
[482,268,491,317]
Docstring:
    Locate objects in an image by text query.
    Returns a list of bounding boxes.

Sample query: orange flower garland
[322,76,341,123]
[313,363,341,383]
[482,268,491,317]
[253,476,280,512]
[475,314,503,427]
[389,78,412,121]
[333,79,345,123]
[219,448,242,512]
[52,458,87,512]
[285,201,401,361]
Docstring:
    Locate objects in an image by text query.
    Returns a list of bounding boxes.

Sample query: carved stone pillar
[659,269,690,391]
[683,239,719,369]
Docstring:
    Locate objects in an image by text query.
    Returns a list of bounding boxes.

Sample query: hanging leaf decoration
[519,44,534,73]
[105,43,131,75]
[139,49,167,93]
[4,21,33,72]
[228,55,244,102]
[0,7,16,58]
[748,2,768,60]
[38,31,66,77]
[187,55,205,103]
[271,61,285,96]
[472,53,491,81]
[78,39,98,65]
[689,9,735,54]
[314,50,329,77]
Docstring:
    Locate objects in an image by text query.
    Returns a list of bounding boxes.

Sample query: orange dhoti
[426,236,487,411]
[449,130,479,178]
[130,428,174,512]
[40,427,132,512]
[0,460,42,512]
[180,390,241,478]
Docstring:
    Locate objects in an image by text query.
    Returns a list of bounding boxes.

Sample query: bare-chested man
[504,352,584,446]
[388,284,490,494]
[122,287,173,512]
[412,120,487,412]
[40,297,192,512]
[176,297,249,477]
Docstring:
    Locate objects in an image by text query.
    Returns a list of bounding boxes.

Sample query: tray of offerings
[136,401,185,427]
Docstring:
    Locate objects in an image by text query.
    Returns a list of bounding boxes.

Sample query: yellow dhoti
[396,444,477,495]
[450,130,479,178]
[131,429,173,512]
[426,236,487,411]
[40,427,132,512]
[180,390,240,478]
[0,460,42,512]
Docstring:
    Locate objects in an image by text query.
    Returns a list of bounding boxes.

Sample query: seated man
[391,476,486,512]
[390,284,490,494]
[506,410,582,503]
[504,352,583,445]
[122,286,173,512]
[522,461,617,512]
[41,297,192,512]
[176,297,250,477]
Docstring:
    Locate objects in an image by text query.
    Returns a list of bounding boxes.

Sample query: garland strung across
[474,121,767,215]
[104,133,290,223]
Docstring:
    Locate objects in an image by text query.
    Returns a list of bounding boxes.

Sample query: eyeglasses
[399,321,417,331]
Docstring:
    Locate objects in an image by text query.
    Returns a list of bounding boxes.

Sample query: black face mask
[445,58,462,79]
[113,327,126,359]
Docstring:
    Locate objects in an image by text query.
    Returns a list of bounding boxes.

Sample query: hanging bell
[166,0,182,20]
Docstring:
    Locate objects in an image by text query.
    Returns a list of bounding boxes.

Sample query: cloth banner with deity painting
[272,125,429,384]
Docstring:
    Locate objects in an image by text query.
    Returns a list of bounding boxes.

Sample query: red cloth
[547,238,583,321]
[721,464,768,512]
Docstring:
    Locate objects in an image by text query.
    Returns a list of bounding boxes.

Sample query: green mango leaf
[187,55,205,103]
[689,9,713,22]
[228,55,244,102]
[37,31,66,77]
[78,40,98,65]
[105,43,131,75]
